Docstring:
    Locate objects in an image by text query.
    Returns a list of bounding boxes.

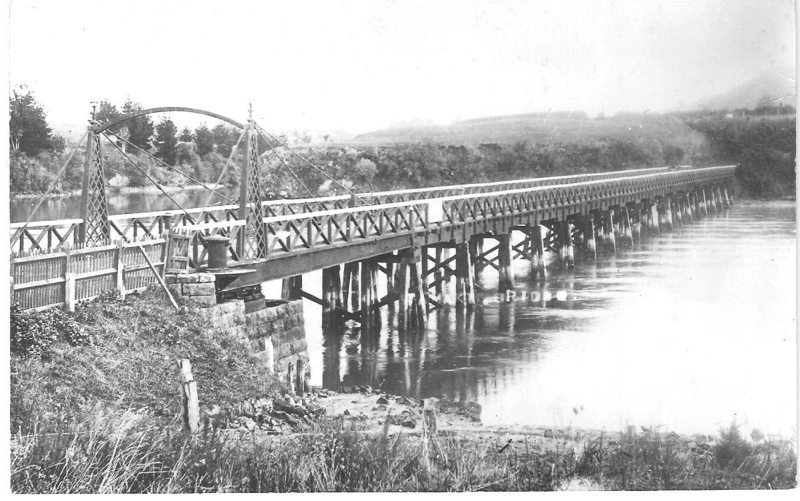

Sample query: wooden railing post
[64,244,75,312]
[10,253,16,306]
[116,240,126,300]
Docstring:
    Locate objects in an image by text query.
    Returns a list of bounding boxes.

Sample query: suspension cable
[100,133,195,221]
[255,129,318,200]
[11,131,89,245]
[255,124,368,203]
[195,127,247,223]
[105,131,236,204]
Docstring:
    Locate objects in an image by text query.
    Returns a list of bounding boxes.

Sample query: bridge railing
[9,166,672,253]
[10,165,735,310]
[254,166,735,261]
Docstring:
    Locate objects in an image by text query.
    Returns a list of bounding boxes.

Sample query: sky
[7,0,797,136]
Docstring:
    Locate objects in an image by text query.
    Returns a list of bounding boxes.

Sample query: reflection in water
[303,202,796,437]
[10,188,239,223]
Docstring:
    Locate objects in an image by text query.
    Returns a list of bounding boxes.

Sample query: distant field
[351,112,697,146]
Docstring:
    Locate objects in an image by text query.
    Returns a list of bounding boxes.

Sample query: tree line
[9,87,795,199]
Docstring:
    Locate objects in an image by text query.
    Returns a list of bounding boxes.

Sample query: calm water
[291,201,796,437]
[10,189,237,223]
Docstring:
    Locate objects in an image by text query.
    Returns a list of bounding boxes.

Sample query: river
[291,201,795,438]
[11,195,795,437]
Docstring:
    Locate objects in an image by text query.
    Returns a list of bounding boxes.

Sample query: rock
[372,405,388,412]
[308,404,325,416]
[342,385,353,394]
[372,389,381,395]
[343,409,351,416]
[401,417,416,429]
[272,410,300,425]
[318,393,328,398]
[239,417,258,431]
[376,396,390,405]
[359,385,373,394]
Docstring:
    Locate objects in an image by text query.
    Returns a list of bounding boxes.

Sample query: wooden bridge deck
[10,165,736,311]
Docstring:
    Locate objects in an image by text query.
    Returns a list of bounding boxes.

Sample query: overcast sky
[8,0,797,134]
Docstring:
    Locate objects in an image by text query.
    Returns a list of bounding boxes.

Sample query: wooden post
[397,251,410,329]
[409,247,427,330]
[434,247,445,297]
[662,196,674,232]
[673,195,683,228]
[115,240,126,300]
[9,253,16,306]
[628,204,641,243]
[282,275,303,301]
[360,259,375,329]
[398,247,427,330]
[683,193,693,223]
[583,215,597,260]
[700,188,709,216]
[619,206,633,246]
[497,233,515,291]
[322,265,342,325]
[648,200,660,235]
[601,209,616,252]
[723,186,732,207]
[455,242,475,308]
[558,220,574,269]
[423,397,438,436]
[530,225,548,278]
[178,359,200,433]
[64,245,75,312]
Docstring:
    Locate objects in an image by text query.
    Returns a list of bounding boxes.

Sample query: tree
[194,123,215,157]
[94,100,122,130]
[9,87,56,156]
[154,118,178,166]
[212,124,237,157]
[121,99,154,151]
[179,126,193,142]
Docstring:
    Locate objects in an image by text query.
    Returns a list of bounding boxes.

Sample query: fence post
[178,359,200,433]
[64,245,75,312]
[9,252,16,306]
[116,240,126,300]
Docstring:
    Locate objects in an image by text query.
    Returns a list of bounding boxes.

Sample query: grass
[10,288,283,436]
[10,414,796,493]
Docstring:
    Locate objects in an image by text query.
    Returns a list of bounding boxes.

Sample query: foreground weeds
[10,414,796,493]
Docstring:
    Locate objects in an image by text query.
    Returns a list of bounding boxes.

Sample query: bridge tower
[79,122,110,245]
[238,106,268,260]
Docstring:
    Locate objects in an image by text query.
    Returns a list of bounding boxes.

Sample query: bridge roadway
[10,166,671,252]
[215,164,735,292]
[9,165,736,315]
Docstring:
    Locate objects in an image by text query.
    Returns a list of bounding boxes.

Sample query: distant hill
[697,70,796,111]
[350,111,697,146]
[50,121,87,144]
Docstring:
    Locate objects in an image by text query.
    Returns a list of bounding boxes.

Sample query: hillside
[697,70,796,111]
[350,112,699,146]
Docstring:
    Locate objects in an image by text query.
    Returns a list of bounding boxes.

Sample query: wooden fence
[11,238,168,312]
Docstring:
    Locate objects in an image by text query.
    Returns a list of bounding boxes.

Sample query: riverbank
[10,183,220,200]
[9,288,797,492]
[11,385,797,492]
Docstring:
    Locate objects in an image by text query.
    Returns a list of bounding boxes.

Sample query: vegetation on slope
[10,290,281,436]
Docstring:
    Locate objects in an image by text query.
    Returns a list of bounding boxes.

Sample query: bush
[10,305,97,359]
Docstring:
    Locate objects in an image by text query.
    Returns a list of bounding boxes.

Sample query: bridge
[10,106,737,332]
